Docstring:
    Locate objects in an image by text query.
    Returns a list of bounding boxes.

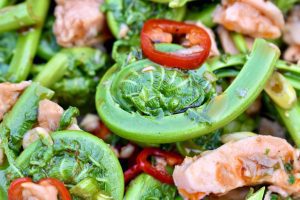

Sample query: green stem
[283,72,300,90]
[33,51,69,87]
[34,48,102,87]
[276,102,300,147]
[206,54,246,72]
[231,32,249,54]
[276,60,300,75]
[0,0,46,33]
[207,54,300,78]
[5,0,50,82]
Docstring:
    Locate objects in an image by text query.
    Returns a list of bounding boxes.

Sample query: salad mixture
[1,0,300,199]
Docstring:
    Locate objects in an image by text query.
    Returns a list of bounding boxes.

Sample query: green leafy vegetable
[0,83,54,154]
[57,107,80,131]
[103,0,186,39]
[5,0,50,82]
[96,39,279,143]
[37,16,61,60]
[124,173,177,200]
[0,32,17,80]
[111,62,215,116]
[5,131,124,200]
[34,47,108,110]
[0,0,41,33]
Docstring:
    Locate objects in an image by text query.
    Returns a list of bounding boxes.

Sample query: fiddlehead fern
[111,62,215,116]
[96,39,279,143]
[5,131,124,200]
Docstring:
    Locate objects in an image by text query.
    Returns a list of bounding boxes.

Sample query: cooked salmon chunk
[21,181,58,200]
[38,99,64,131]
[173,135,300,199]
[213,0,284,39]
[53,0,105,47]
[0,81,30,121]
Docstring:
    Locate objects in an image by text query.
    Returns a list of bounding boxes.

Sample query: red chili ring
[141,19,211,70]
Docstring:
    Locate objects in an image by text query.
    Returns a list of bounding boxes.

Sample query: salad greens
[0,0,300,199]
[5,0,50,82]
[34,47,108,110]
[5,131,124,200]
[124,173,177,200]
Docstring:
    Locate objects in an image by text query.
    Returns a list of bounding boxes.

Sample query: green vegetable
[96,39,279,143]
[151,0,193,8]
[124,173,177,200]
[276,102,300,147]
[104,0,186,39]
[205,54,300,146]
[37,16,61,60]
[184,4,217,28]
[0,0,44,33]
[231,32,249,54]
[70,177,113,200]
[176,130,222,156]
[265,72,297,109]
[246,187,265,200]
[111,38,142,67]
[273,0,300,13]
[34,47,108,109]
[0,170,7,200]
[110,61,214,117]
[223,114,256,134]
[0,83,54,155]
[4,131,124,200]
[57,107,80,131]
[5,0,50,82]
[0,31,17,79]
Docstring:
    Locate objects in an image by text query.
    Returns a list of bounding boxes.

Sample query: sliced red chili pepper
[137,148,183,184]
[8,177,71,200]
[124,163,142,183]
[141,19,211,70]
[8,177,32,200]
[124,148,183,184]
[38,178,71,200]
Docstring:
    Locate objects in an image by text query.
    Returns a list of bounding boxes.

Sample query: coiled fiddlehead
[4,131,124,200]
[111,63,215,116]
[96,39,279,143]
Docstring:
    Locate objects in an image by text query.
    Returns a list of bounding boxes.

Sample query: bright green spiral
[111,62,215,116]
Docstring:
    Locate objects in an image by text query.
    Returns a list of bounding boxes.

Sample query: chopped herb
[264,148,270,155]
[288,174,295,184]
[284,163,294,173]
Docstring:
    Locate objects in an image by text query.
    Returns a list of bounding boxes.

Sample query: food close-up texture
[1,0,300,200]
